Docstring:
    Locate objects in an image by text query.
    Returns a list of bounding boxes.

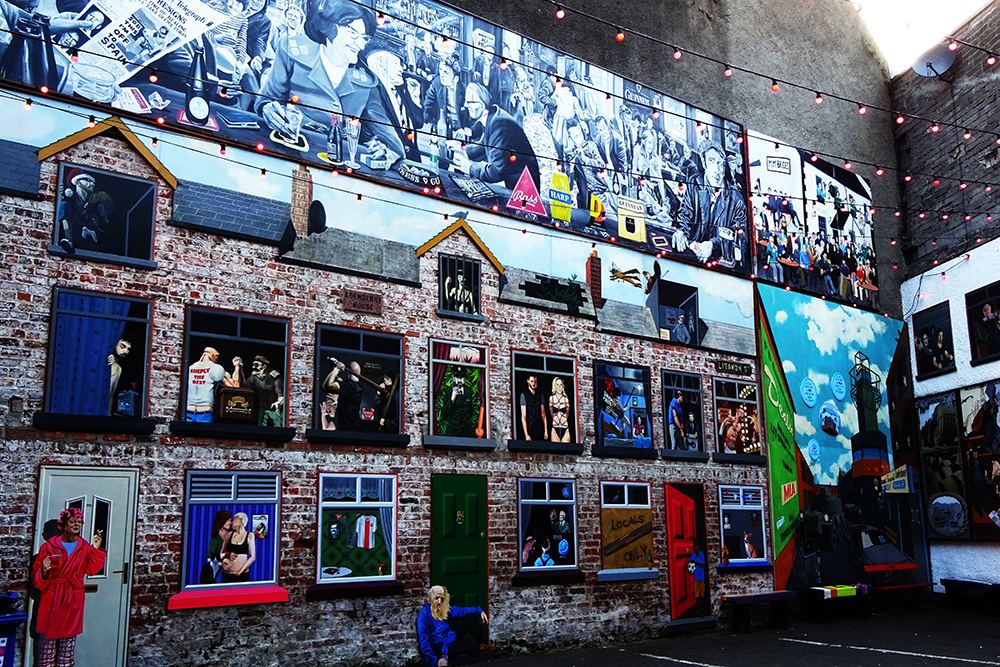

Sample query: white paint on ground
[779,638,1000,664]
[638,654,725,667]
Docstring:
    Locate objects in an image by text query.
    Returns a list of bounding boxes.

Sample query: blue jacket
[417,603,482,666]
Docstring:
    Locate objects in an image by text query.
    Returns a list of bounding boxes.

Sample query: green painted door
[431,474,488,609]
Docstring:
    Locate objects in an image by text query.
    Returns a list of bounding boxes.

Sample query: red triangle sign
[505,166,548,216]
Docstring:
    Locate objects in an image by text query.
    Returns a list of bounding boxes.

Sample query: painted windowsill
[711,452,768,466]
[435,308,487,323]
[306,580,404,601]
[305,429,411,447]
[169,421,296,442]
[915,366,957,382]
[591,444,659,460]
[423,435,496,451]
[33,412,156,435]
[970,355,1000,368]
[47,244,158,269]
[511,569,585,586]
[716,561,772,574]
[661,449,711,462]
[596,568,660,582]
[167,585,288,610]
[507,439,584,455]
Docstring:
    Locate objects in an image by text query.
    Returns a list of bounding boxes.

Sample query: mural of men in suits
[671,141,748,269]
[363,29,422,163]
[451,82,540,191]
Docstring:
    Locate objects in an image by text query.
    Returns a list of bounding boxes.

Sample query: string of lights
[0,14,994,201]
[10,84,1000,256]
[4,9,1000,251]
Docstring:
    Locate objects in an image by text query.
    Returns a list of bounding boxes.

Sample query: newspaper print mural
[747,131,878,307]
[4,0,750,274]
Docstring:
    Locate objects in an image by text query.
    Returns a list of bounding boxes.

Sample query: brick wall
[890,3,1000,277]
[0,134,771,666]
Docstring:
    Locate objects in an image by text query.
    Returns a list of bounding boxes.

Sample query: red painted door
[667,484,698,619]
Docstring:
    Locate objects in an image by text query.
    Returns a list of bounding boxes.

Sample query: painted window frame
[316,473,399,585]
[511,351,578,443]
[428,338,490,438]
[50,161,159,268]
[438,254,482,317]
[712,378,761,455]
[965,281,1000,366]
[45,287,152,418]
[181,306,291,426]
[600,481,652,509]
[313,325,405,434]
[718,484,768,563]
[911,301,956,380]
[662,371,703,452]
[594,361,653,450]
[180,470,281,591]
[517,478,578,571]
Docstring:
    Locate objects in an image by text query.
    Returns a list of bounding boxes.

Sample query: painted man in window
[519,374,547,441]
[435,366,482,438]
[57,168,114,253]
[186,347,241,422]
[106,333,132,415]
[246,355,285,427]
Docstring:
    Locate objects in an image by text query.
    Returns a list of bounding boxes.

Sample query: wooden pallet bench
[720,590,797,632]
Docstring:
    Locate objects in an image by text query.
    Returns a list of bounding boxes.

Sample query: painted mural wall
[2,0,749,273]
[757,283,908,589]
[748,131,878,309]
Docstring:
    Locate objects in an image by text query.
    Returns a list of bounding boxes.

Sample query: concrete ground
[483,600,1000,667]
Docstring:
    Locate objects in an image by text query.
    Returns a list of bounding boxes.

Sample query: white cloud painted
[795,413,816,437]
[808,370,830,393]
[783,360,796,373]
[776,310,788,324]
[795,298,888,355]
[226,164,283,200]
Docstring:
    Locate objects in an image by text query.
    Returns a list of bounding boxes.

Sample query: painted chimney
[291,164,313,237]
[586,250,605,310]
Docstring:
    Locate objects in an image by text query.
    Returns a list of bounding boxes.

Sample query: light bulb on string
[148,68,158,83]
[723,65,732,77]
[987,185,993,192]
[69,48,78,62]
[220,144,226,155]
[770,79,779,92]
[673,47,682,60]
[151,137,158,148]
[844,161,851,169]
[988,54,997,66]
[896,114,905,124]
[964,129,972,140]
[960,182,968,189]
[930,123,940,133]
[376,11,386,25]
[948,40,959,51]
[219,86,228,98]
[39,85,48,94]
[857,104,867,115]
[904,172,912,182]
[23,98,31,110]
[156,116,165,124]
[875,166,884,176]
[615,28,625,42]
[356,194,362,203]
[260,169,266,178]
[814,92,823,104]
[87,115,96,128]
[555,5,565,18]
[499,57,508,70]
[810,153,818,162]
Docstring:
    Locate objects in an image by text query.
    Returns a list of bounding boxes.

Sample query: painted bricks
[0,134,772,666]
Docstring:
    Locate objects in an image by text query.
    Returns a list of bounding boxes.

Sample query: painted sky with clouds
[759,283,904,484]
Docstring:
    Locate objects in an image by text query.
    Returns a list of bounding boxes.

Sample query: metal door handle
[112,562,129,584]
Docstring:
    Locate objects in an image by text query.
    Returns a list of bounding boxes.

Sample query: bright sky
[858,0,993,76]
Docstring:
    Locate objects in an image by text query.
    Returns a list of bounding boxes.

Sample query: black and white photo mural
[747,131,878,306]
[5,0,750,274]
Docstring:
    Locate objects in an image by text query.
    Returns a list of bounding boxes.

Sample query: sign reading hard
[713,359,754,376]
[343,289,383,315]
[617,195,646,242]
[548,171,572,222]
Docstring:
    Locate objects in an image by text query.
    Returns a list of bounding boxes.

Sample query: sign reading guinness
[713,359,753,376]
[344,289,383,315]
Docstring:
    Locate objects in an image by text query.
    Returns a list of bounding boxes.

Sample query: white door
[27,467,138,667]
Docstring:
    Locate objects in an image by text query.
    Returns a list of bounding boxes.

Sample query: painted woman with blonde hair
[549,377,571,442]
[220,511,256,583]
[417,585,493,666]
